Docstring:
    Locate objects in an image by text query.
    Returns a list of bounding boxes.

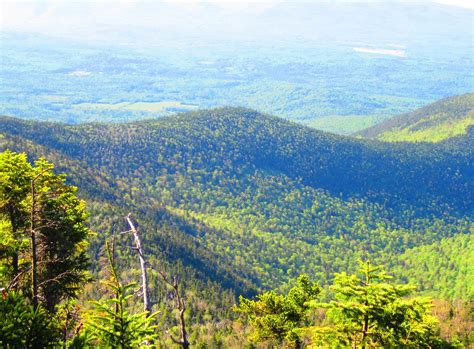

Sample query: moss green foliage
[0,100,473,346]
[392,233,474,300]
[30,158,91,311]
[358,93,474,142]
[0,147,472,348]
[0,151,32,285]
[379,117,474,143]
[0,152,92,347]
[235,274,320,346]
[0,151,91,311]
[0,108,472,296]
[238,262,448,348]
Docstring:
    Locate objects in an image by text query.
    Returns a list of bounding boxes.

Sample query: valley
[1,104,472,292]
[1,100,472,346]
[1,1,473,346]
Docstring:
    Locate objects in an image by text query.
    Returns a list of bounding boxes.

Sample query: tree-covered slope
[393,233,473,300]
[1,107,472,296]
[357,93,474,142]
[2,108,472,214]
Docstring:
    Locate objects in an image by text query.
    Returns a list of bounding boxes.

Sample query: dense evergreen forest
[1,102,473,347]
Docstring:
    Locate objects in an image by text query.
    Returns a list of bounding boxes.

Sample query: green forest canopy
[1,98,473,346]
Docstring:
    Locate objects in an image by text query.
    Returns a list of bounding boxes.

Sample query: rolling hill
[357,93,474,142]
[1,107,472,299]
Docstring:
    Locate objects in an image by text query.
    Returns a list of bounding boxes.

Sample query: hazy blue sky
[1,0,472,49]
[2,0,473,25]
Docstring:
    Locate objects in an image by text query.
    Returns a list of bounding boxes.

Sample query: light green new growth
[379,116,474,143]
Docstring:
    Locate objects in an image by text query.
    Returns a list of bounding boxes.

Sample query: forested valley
[0,102,472,347]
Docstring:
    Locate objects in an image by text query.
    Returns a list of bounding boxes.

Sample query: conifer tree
[313,261,444,348]
[236,274,320,348]
[0,291,61,348]
[30,158,91,311]
[1,152,91,311]
[0,151,32,285]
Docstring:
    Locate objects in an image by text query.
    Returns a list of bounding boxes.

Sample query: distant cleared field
[74,101,198,113]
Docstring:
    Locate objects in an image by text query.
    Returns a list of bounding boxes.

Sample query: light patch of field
[42,95,68,102]
[198,60,215,65]
[73,101,198,113]
[353,47,406,57]
[74,102,128,110]
[69,70,92,77]
[305,115,386,135]
[125,101,197,112]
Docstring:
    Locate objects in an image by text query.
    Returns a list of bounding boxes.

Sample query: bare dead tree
[124,214,152,314]
[121,215,189,347]
[158,271,190,349]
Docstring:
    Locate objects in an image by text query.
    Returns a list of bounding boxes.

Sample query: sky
[1,0,472,39]
[434,0,474,8]
[1,0,473,8]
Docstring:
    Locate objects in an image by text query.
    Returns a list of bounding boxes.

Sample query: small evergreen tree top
[312,260,445,348]
[235,274,320,347]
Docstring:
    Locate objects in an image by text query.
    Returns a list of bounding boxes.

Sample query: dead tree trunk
[125,214,151,314]
[159,272,190,349]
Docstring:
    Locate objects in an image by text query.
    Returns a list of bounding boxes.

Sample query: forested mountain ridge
[1,106,473,346]
[357,92,474,142]
[1,150,470,347]
[0,107,472,295]
[0,130,257,293]
[1,107,472,215]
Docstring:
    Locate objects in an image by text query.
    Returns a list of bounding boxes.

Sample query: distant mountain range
[4,1,473,46]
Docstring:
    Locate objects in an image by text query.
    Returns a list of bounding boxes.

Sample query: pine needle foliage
[312,260,446,348]
[236,274,320,347]
[0,291,60,348]
[86,241,158,348]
